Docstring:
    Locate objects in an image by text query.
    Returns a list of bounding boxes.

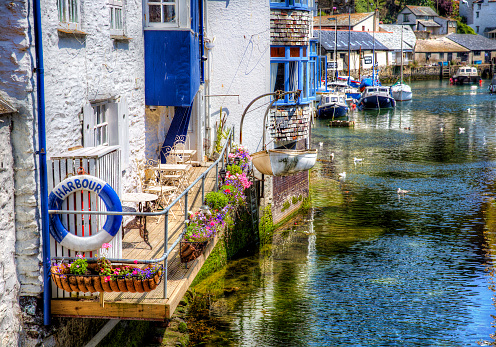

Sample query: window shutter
[118,97,130,168]
[83,103,95,147]
[107,102,119,146]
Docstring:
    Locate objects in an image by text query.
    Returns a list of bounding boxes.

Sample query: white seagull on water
[397,188,410,194]
[459,127,465,133]
[338,172,346,179]
[354,157,363,164]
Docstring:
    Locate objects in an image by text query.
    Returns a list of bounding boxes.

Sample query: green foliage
[98,320,151,347]
[259,204,274,246]
[220,184,243,206]
[226,163,242,175]
[292,195,303,205]
[204,191,229,211]
[69,257,88,275]
[457,20,476,34]
[282,200,291,212]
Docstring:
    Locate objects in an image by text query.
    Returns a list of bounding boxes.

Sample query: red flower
[224,189,231,194]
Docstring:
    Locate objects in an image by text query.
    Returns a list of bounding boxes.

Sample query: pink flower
[76,254,84,259]
[105,276,111,282]
[101,243,112,249]
[134,260,138,264]
[132,270,138,275]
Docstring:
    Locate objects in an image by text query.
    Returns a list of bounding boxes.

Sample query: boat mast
[400,25,404,84]
[334,14,337,82]
[348,10,351,86]
[372,8,375,85]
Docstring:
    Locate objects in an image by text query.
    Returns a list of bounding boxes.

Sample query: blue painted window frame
[270,0,310,10]
[270,46,316,105]
[309,39,327,92]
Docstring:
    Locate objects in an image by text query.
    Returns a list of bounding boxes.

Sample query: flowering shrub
[184,144,254,244]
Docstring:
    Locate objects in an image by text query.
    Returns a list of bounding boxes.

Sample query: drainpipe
[199,0,205,84]
[33,0,51,325]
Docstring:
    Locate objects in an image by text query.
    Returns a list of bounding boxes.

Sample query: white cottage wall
[206,0,270,154]
[41,0,146,193]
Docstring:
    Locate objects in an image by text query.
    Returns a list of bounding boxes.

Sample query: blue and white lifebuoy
[48,175,122,252]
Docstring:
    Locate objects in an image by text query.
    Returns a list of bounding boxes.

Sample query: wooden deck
[51,164,220,321]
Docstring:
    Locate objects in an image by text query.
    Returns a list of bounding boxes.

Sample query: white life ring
[48,175,122,252]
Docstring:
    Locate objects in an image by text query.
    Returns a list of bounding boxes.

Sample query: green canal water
[197,80,496,346]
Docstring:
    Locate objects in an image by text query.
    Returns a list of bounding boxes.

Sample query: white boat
[391,83,412,101]
[251,149,318,176]
[451,66,481,85]
[391,25,412,102]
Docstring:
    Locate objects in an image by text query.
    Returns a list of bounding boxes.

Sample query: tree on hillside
[433,0,453,17]
[456,20,476,34]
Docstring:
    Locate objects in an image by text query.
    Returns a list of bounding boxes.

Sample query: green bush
[220,184,244,206]
[204,191,229,211]
[281,200,291,212]
[226,164,242,175]
[457,21,476,34]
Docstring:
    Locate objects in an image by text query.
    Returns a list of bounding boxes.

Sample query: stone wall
[271,139,309,224]
[271,10,311,46]
[0,114,21,347]
[268,105,311,142]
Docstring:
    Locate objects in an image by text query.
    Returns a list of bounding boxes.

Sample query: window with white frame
[93,103,109,146]
[109,0,124,35]
[403,14,409,22]
[83,98,130,167]
[57,0,81,30]
[145,0,190,28]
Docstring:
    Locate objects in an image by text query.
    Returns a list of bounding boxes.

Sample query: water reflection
[198,80,496,346]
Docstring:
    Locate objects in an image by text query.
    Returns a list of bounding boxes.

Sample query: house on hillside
[414,37,470,64]
[315,30,390,75]
[375,25,417,65]
[396,5,440,34]
[459,0,496,35]
[434,16,457,35]
[314,12,379,32]
[446,33,496,63]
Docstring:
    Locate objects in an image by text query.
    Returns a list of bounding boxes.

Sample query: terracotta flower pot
[180,240,209,263]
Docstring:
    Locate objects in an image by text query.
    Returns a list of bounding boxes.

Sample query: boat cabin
[454,67,479,77]
[363,86,391,96]
[322,94,346,105]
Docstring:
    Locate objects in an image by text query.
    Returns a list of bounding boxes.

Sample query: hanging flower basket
[50,262,163,293]
[179,240,209,263]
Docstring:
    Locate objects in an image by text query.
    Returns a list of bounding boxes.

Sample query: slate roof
[447,33,496,50]
[313,12,374,28]
[415,37,469,53]
[404,5,438,17]
[315,30,389,51]
[375,25,416,52]
[418,20,441,27]
[0,95,16,115]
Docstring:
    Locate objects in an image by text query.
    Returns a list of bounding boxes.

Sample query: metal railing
[50,128,234,298]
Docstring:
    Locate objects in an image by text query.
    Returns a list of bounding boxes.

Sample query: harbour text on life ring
[48,175,122,252]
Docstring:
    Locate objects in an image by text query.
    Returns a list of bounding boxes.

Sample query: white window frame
[93,102,109,147]
[144,0,190,29]
[83,98,130,168]
[109,0,125,36]
[57,0,81,30]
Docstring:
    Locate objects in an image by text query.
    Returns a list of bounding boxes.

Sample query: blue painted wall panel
[144,30,200,107]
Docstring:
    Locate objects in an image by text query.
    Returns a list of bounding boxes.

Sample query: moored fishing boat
[317,92,349,119]
[489,76,496,94]
[450,66,481,85]
[391,82,412,101]
[358,86,396,109]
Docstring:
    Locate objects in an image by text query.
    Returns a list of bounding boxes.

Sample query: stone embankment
[332,63,494,84]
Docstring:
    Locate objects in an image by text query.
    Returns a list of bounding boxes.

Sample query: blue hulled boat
[317,92,349,119]
[358,86,396,109]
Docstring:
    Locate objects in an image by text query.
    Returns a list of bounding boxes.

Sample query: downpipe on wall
[33,0,51,325]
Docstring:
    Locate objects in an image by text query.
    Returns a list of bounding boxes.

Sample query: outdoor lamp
[234,157,241,165]
[219,168,227,181]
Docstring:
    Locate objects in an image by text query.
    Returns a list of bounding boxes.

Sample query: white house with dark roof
[375,25,416,65]
[396,5,440,33]
[314,11,379,32]
[459,0,496,36]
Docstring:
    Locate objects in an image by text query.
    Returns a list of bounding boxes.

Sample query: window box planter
[50,263,163,293]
